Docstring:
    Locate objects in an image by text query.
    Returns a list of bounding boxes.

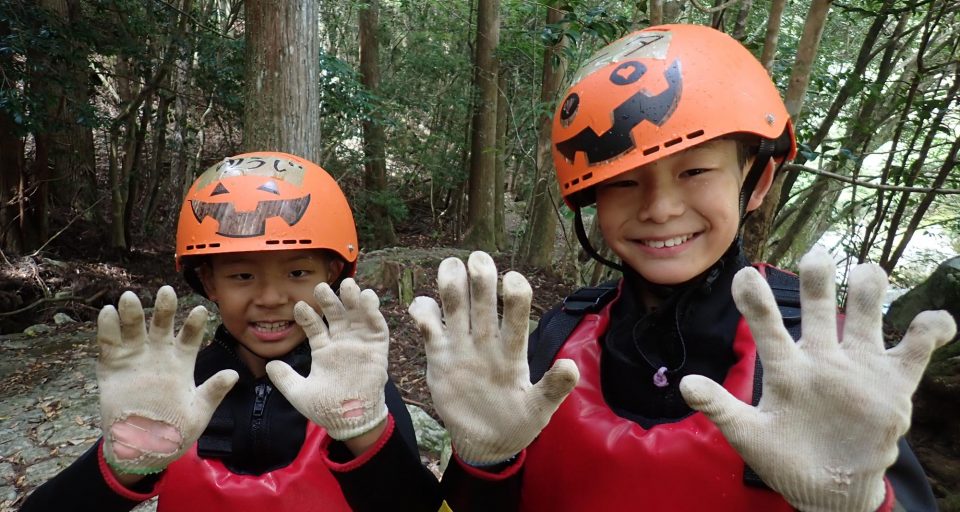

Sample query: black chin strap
[574,207,624,273]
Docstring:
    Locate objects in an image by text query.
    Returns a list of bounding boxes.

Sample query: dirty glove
[409,251,580,465]
[266,278,389,440]
[680,247,956,512]
[97,286,238,474]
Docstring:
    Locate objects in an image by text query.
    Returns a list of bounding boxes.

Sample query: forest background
[0,0,959,507]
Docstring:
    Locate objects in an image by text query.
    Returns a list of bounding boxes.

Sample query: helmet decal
[193,155,306,191]
[190,194,311,238]
[570,32,672,86]
[555,59,682,165]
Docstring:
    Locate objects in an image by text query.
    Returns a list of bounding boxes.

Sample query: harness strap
[529,282,618,384]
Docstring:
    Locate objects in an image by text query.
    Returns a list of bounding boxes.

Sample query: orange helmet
[175,152,358,278]
[552,24,797,207]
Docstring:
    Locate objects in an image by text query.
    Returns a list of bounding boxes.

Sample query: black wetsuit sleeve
[327,378,443,512]
[440,457,523,512]
[886,437,937,511]
[18,440,159,512]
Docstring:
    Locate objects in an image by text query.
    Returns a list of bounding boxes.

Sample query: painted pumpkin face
[175,152,358,275]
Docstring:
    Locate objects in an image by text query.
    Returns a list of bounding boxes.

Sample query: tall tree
[242,0,321,164]
[359,0,397,248]
[517,4,567,269]
[741,0,833,261]
[462,0,501,251]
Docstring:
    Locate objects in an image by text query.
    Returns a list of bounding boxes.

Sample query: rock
[890,257,960,509]
[406,404,449,456]
[886,257,960,336]
[23,324,52,336]
[53,313,76,325]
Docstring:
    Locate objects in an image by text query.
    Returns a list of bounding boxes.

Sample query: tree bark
[517,4,566,269]
[359,0,397,249]
[462,0,500,251]
[243,0,322,164]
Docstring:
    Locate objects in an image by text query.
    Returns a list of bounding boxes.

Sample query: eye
[599,179,636,190]
[681,168,709,178]
[229,273,254,281]
[289,269,312,279]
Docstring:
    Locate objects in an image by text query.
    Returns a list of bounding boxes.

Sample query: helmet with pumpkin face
[176,152,358,293]
[552,24,797,208]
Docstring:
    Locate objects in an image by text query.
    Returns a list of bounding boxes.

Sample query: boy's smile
[596,139,769,287]
[199,249,342,376]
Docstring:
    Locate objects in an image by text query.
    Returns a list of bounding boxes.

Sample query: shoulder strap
[528,282,619,384]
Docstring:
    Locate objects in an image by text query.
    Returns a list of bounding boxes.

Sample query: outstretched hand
[266,278,389,441]
[680,247,956,512]
[97,286,238,475]
[409,251,579,465]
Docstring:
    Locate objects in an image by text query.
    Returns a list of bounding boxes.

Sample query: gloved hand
[266,278,389,440]
[680,247,956,512]
[409,251,580,466]
[97,286,239,474]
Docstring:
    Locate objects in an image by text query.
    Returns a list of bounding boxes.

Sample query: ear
[327,258,346,283]
[196,264,219,302]
[745,160,776,213]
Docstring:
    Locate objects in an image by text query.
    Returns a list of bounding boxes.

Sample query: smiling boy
[410,24,956,511]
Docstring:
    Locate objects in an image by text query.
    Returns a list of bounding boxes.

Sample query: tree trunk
[243,0,322,164]
[517,4,567,269]
[741,0,832,262]
[359,0,397,249]
[759,0,787,72]
[494,69,508,251]
[732,0,753,41]
[462,0,500,251]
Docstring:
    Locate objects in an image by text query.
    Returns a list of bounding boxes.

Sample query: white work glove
[266,278,389,440]
[97,286,239,474]
[409,251,580,465]
[680,247,956,512]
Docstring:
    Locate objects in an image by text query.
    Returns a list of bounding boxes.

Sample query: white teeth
[254,321,291,332]
[641,234,691,248]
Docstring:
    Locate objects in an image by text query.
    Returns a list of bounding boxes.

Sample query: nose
[637,178,684,223]
[255,278,289,307]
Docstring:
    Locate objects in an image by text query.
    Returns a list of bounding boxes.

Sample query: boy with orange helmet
[22,152,441,511]
[410,25,955,511]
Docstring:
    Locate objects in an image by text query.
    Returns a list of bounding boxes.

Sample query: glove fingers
[733,267,796,364]
[195,369,239,417]
[117,291,148,347]
[437,257,470,340]
[339,277,363,310]
[409,297,447,351]
[314,281,347,327]
[841,263,887,352]
[680,374,755,436]
[359,288,389,339]
[467,252,499,344]
[798,247,840,349]
[888,310,956,382]
[97,305,123,349]
[529,358,579,408]
[265,361,304,402]
[295,301,331,350]
[501,271,533,360]
[149,286,178,344]
[177,305,209,349]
